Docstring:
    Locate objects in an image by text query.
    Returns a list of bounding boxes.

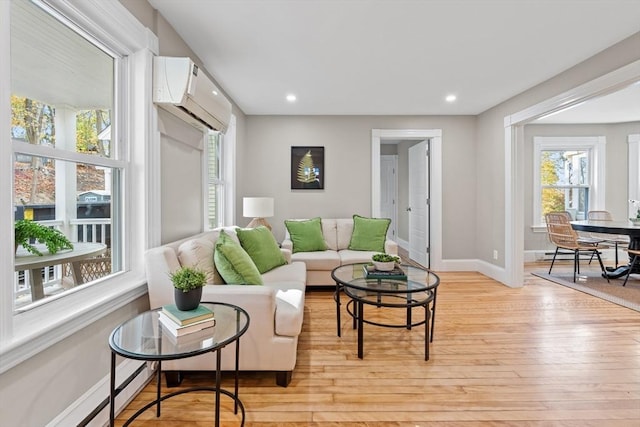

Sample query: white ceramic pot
[373,261,395,271]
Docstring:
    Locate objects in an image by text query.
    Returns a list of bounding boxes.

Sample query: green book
[161,304,214,326]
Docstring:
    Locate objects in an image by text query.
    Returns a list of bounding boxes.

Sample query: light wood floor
[116,265,640,426]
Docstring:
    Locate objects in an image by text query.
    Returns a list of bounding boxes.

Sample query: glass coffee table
[108,302,249,427]
[331,263,439,360]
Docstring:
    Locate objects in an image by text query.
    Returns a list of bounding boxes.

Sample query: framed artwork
[291,146,324,190]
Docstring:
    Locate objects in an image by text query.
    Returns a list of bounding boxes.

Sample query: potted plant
[371,253,400,271]
[15,219,73,256]
[170,266,207,310]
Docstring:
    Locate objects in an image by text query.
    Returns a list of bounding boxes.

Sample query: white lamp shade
[243,197,274,218]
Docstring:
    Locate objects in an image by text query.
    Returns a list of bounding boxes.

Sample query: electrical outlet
[493,250,498,260]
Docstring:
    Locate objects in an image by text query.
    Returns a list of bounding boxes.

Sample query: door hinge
[426,246,430,254]
[426,198,430,205]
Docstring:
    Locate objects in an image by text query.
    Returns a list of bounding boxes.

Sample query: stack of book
[363,264,407,280]
[158,304,216,337]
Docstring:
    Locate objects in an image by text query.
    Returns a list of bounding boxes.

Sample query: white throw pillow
[177,238,224,285]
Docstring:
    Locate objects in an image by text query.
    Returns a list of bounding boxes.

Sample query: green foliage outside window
[540,152,565,216]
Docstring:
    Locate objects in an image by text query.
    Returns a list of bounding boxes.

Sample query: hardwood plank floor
[116,265,640,426]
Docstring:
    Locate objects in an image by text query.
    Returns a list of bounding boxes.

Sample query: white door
[408,140,429,267]
[380,155,397,240]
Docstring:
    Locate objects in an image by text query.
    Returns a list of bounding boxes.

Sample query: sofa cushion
[284,217,327,253]
[348,215,391,252]
[291,250,341,271]
[261,261,307,291]
[177,238,224,284]
[339,249,381,265]
[336,218,354,250]
[214,230,263,285]
[320,218,338,251]
[236,226,287,274]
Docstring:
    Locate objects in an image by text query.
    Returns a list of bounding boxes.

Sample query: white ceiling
[149,0,640,118]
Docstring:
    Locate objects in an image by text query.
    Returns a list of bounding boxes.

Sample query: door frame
[371,129,443,270]
[380,154,398,241]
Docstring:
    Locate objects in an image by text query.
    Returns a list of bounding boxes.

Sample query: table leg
[604,236,640,278]
[357,300,364,359]
[234,332,240,414]
[71,261,85,284]
[334,282,341,337]
[109,352,116,427]
[156,360,161,417]
[424,304,430,361]
[29,268,45,301]
[406,292,411,330]
[215,349,221,427]
[430,289,437,343]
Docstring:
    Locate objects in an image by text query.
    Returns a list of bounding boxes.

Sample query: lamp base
[247,217,272,230]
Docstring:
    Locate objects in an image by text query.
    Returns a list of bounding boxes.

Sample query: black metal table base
[343,293,433,361]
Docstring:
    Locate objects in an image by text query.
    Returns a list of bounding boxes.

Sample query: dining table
[15,242,107,301]
[571,220,640,279]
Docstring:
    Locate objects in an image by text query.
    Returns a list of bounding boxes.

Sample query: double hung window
[10,0,121,310]
[533,136,606,225]
[2,0,155,372]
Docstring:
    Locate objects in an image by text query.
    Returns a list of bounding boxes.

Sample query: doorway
[371,129,443,270]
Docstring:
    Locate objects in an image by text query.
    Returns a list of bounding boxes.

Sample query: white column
[54,106,77,241]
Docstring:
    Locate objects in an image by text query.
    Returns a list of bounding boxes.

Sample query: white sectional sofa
[282,217,398,287]
[144,226,306,387]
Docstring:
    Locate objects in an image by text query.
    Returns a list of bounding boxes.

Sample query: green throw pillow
[284,217,327,253]
[213,230,263,285]
[236,226,287,274]
[348,215,391,252]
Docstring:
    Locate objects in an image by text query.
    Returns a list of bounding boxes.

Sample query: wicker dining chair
[622,249,640,287]
[545,212,609,282]
[587,210,629,268]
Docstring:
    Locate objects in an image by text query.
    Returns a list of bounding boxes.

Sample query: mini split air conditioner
[153,56,231,132]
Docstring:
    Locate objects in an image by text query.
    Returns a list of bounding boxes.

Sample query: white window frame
[532,136,606,230]
[0,0,158,374]
[205,131,225,229]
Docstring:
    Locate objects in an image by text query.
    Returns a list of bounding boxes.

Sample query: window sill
[0,272,148,374]
[531,225,548,233]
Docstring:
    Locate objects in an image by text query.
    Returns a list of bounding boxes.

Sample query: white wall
[0,296,149,426]
[242,115,477,260]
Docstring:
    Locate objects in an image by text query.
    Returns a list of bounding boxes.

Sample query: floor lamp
[243,197,274,230]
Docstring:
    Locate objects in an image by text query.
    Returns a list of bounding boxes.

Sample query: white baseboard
[396,237,409,251]
[47,359,152,427]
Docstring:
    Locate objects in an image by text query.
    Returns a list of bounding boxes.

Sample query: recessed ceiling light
[212,90,219,96]
[286,94,297,102]
[445,94,457,102]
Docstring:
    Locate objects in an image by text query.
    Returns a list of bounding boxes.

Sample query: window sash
[533,136,606,227]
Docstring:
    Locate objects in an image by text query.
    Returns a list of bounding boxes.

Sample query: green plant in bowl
[170,266,207,311]
[170,267,207,292]
[15,219,73,256]
[371,253,400,271]
[372,253,400,263]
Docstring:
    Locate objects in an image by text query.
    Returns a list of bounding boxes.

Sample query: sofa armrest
[281,239,293,252]
[385,239,398,255]
[280,247,292,263]
[201,285,277,330]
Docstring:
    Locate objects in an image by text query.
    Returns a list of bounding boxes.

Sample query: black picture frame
[291,146,324,190]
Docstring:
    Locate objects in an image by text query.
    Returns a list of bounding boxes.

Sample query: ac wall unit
[153,56,231,132]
